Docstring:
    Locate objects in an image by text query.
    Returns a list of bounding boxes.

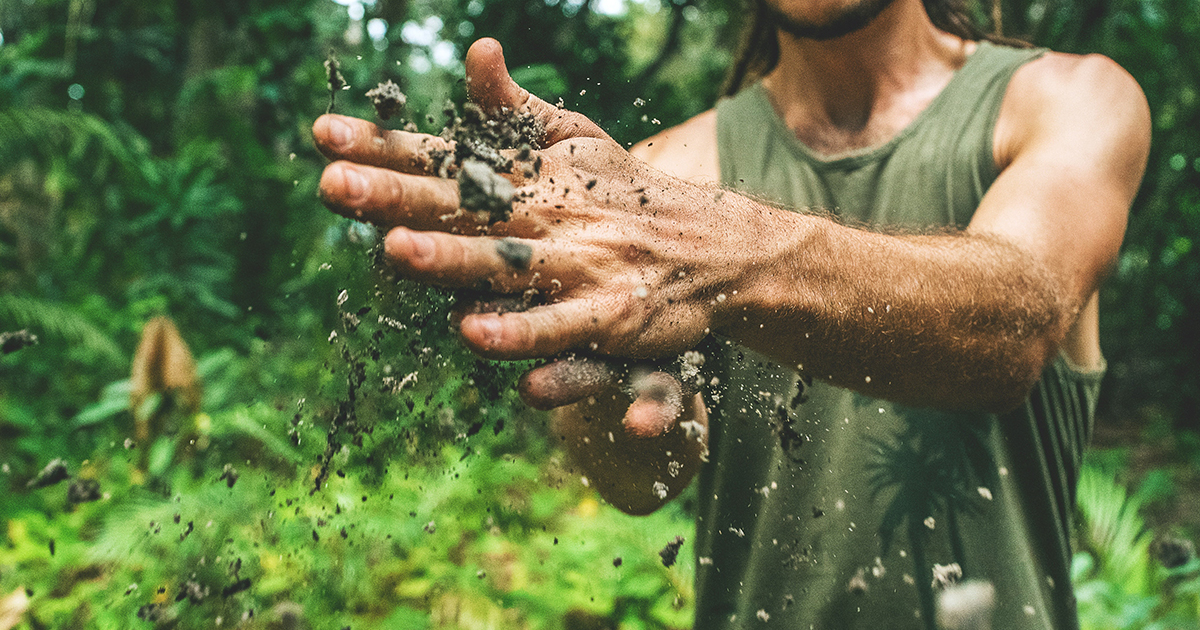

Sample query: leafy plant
[1073,461,1200,629]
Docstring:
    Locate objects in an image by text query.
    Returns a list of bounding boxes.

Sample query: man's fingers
[458,298,608,360]
[624,372,685,439]
[464,38,611,146]
[518,357,617,410]
[320,161,463,230]
[313,114,451,175]
[383,227,555,290]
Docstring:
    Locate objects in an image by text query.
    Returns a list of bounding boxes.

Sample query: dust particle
[218,464,239,488]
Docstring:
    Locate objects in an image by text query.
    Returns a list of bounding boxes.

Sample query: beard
[763,0,901,41]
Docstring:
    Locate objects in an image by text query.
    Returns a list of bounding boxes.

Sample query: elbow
[975,335,1061,414]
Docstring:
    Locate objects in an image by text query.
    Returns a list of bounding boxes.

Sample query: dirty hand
[314,38,757,417]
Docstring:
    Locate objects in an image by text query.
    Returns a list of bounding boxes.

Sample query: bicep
[967,54,1150,304]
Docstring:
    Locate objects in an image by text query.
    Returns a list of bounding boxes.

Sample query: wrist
[710,201,820,342]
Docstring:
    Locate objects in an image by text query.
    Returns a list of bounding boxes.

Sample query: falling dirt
[0,329,38,354]
[659,536,685,568]
[26,458,70,489]
[366,80,406,121]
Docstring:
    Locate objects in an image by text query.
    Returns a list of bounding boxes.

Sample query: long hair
[722,0,1028,97]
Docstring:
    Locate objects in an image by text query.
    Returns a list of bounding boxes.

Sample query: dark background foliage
[0,0,1197,628]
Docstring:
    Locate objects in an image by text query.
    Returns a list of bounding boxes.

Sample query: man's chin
[765,0,899,41]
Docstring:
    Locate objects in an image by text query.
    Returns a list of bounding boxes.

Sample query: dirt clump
[0,329,37,354]
[366,80,406,121]
[67,478,101,505]
[457,158,516,223]
[659,536,685,567]
[26,458,70,489]
[324,50,347,114]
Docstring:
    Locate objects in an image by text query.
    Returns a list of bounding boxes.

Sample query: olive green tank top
[698,42,1103,630]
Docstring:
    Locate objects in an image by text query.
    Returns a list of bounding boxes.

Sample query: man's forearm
[715,207,1075,412]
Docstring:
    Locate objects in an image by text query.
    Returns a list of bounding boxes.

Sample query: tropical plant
[1073,461,1200,629]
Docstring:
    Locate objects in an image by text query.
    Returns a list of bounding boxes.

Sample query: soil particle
[847,568,869,594]
[218,464,239,488]
[0,329,37,354]
[137,602,164,622]
[457,158,516,223]
[771,407,808,464]
[365,80,406,121]
[429,101,542,179]
[66,478,101,504]
[222,578,251,598]
[324,50,347,114]
[494,238,533,270]
[175,580,208,604]
[659,536,685,567]
[1152,535,1196,568]
[26,458,70,489]
[931,562,963,590]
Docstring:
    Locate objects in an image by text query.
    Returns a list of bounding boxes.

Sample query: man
[313,0,1149,625]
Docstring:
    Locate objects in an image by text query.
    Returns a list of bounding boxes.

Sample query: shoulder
[995,50,1150,171]
[629,108,720,184]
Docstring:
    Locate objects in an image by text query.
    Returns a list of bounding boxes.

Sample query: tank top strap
[717,41,1047,206]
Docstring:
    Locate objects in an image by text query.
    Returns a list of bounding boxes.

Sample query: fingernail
[409,232,434,261]
[342,166,366,200]
[328,116,352,149]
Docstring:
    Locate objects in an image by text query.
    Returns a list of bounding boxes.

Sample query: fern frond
[1076,463,1155,595]
[0,107,149,179]
[0,293,122,362]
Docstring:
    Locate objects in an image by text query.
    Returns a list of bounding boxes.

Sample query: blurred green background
[0,0,1197,628]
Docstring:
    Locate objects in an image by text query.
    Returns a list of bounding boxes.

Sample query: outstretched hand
[313,38,756,422]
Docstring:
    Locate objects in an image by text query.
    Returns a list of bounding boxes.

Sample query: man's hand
[313,39,759,409]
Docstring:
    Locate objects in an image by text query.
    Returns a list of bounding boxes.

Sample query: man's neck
[762,0,975,155]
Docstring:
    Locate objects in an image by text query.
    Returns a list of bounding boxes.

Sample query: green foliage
[2,0,1199,628]
[1073,459,1200,629]
[0,294,121,363]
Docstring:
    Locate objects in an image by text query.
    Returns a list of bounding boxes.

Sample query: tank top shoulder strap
[716,41,1048,192]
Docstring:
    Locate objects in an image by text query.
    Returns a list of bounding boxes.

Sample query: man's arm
[312,41,1148,506]
[711,52,1147,411]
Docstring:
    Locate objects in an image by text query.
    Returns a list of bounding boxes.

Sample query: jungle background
[0,0,1197,628]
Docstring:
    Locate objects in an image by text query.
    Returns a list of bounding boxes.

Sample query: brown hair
[722,0,1029,96]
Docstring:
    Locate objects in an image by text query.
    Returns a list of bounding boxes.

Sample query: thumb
[465,38,611,146]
